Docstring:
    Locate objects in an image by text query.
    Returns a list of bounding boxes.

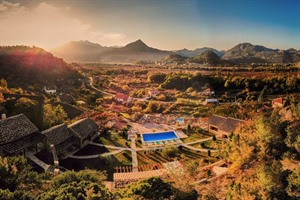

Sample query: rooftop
[208,114,245,133]
[0,114,39,145]
[42,123,74,146]
[68,118,98,139]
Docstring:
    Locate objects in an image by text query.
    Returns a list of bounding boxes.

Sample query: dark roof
[59,94,75,103]
[68,118,98,139]
[54,102,83,119]
[1,132,44,154]
[208,114,244,133]
[0,114,39,145]
[42,123,74,146]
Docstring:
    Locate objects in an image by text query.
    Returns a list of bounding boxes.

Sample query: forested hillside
[0,46,82,88]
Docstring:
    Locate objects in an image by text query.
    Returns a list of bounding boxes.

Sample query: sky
[0,0,299,50]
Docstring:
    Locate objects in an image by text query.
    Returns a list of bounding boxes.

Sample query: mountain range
[51,40,300,65]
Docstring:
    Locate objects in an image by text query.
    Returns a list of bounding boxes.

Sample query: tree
[286,166,300,197]
[256,160,286,199]
[38,170,113,200]
[162,146,179,159]
[43,104,67,129]
[0,156,43,192]
[118,177,174,200]
[285,120,300,150]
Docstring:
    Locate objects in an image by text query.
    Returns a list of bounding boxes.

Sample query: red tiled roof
[115,93,129,101]
[272,97,283,104]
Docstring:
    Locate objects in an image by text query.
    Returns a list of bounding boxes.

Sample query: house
[58,94,75,104]
[148,90,160,97]
[200,88,215,96]
[0,114,45,156]
[207,114,245,137]
[42,124,80,158]
[68,118,98,147]
[203,98,219,105]
[114,93,131,103]
[44,86,57,95]
[272,97,284,108]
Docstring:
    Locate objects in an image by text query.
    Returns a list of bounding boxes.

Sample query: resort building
[68,118,98,147]
[42,123,80,158]
[0,114,45,156]
[207,114,245,137]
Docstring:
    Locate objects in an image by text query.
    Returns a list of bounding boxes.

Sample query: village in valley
[1,57,299,196]
[1,0,300,199]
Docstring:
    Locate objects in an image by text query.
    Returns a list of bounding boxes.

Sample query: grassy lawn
[190,140,225,150]
[182,129,214,143]
[95,133,131,147]
[60,150,132,181]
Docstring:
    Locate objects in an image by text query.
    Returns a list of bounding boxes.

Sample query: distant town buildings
[114,93,131,103]
[44,86,57,95]
[272,97,284,108]
[203,98,219,105]
[148,90,160,97]
[200,87,215,96]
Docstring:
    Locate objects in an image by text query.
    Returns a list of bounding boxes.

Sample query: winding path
[89,77,114,96]
[68,149,124,159]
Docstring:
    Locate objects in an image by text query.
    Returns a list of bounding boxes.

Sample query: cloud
[0,1,126,48]
[0,1,22,12]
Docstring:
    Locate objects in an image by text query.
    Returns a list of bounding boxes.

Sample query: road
[89,77,114,96]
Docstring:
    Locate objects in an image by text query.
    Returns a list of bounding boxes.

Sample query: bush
[162,146,179,159]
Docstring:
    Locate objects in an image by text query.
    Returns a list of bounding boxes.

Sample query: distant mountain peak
[124,39,148,49]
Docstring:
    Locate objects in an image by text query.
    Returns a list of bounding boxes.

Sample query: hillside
[189,50,232,65]
[160,53,188,64]
[53,39,171,63]
[222,43,300,64]
[52,40,112,62]
[176,47,225,58]
[0,46,83,88]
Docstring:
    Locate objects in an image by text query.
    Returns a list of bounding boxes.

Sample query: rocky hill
[176,47,225,58]
[222,43,300,64]
[161,53,188,64]
[0,46,82,88]
[189,50,232,65]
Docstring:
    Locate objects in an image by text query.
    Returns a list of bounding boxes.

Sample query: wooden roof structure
[208,114,244,133]
[0,114,44,154]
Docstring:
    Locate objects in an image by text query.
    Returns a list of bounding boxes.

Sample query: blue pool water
[142,131,178,142]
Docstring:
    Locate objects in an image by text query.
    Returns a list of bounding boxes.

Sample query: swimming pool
[141,131,179,142]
